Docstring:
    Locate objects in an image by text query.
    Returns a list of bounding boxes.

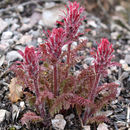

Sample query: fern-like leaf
[21,111,43,128]
[87,115,109,124]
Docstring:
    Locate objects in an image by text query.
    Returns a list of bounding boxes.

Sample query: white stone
[125,55,130,65]
[83,125,91,130]
[0,18,8,34]
[1,31,13,40]
[52,114,66,130]
[6,51,23,62]
[44,2,56,8]
[97,123,108,130]
[20,101,25,109]
[87,20,97,28]
[17,5,24,12]
[0,109,10,123]
[42,4,66,27]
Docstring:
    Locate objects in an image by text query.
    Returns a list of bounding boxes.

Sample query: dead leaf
[8,78,23,103]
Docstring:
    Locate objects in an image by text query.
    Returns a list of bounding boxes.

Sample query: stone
[125,54,130,65]
[16,34,32,45]
[87,20,97,28]
[0,109,10,123]
[0,18,8,34]
[17,5,24,12]
[11,23,20,31]
[12,104,20,121]
[97,123,108,130]
[6,51,23,62]
[65,114,75,121]
[42,4,66,27]
[111,32,120,40]
[83,125,91,130]
[51,114,66,130]
[85,57,94,65]
[1,31,13,40]
[44,2,56,8]
[20,101,25,110]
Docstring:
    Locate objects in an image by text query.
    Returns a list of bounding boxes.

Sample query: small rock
[87,20,97,28]
[96,110,113,117]
[16,34,32,45]
[11,23,20,31]
[17,5,24,12]
[97,123,108,130]
[115,6,126,13]
[44,2,56,8]
[51,114,66,130]
[86,42,92,48]
[20,101,25,110]
[0,109,10,123]
[85,57,94,65]
[65,114,75,121]
[37,37,42,44]
[83,125,91,130]
[12,104,20,121]
[111,32,120,40]
[71,42,77,49]
[0,18,8,34]
[125,54,130,65]
[6,51,23,62]
[42,4,66,27]
[1,31,13,40]
[116,121,126,127]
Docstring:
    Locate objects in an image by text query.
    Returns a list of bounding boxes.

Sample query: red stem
[65,44,71,77]
[82,74,101,125]
[34,77,45,118]
[67,44,71,65]
[53,63,58,97]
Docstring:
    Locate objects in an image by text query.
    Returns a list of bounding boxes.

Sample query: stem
[66,44,71,77]
[82,74,101,125]
[67,44,71,65]
[53,63,58,97]
[34,76,45,118]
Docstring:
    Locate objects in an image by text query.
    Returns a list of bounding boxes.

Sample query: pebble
[125,54,130,65]
[42,4,66,27]
[0,18,8,34]
[11,23,20,31]
[12,104,20,121]
[84,57,94,65]
[111,32,120,40]
[6,51,23,62]
[44,2,56,8]
[97,123,108,130]
[17,5,24,12]
[83,125,91,130]
[65,114,75,121]
[1,31,13,40]
[51,114,66,130]
[87,20,97,28]
[0,109,10,123]
[16,34,32,45]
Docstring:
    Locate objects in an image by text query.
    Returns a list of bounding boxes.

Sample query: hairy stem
[82,74,101,125]
[53,63,58,97]
[67,44,71,65]
[66,44,71,77]
[34,76,45,118]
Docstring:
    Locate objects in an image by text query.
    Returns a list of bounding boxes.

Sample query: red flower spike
[58,1,85,40]
[18,47,40,78]
[44,27,67,62]
[92,38,120,75]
